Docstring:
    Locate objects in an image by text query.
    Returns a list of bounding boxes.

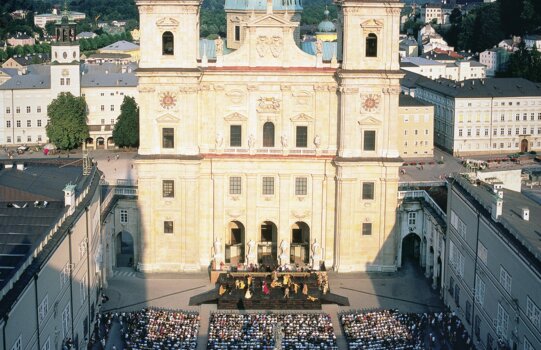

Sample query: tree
[508,42,541,82]
[46,92,89,150]
[112,96,139,148]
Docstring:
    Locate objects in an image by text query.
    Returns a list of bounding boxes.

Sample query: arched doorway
[225,221,245,265]
[521,139,529,152]
[258,221,277,266]
[107,137,115,149]
[115,230,134,267]
[402,232,421,262]
[96,137,105,149]
[85,137,94,149]
[291,222,310,264]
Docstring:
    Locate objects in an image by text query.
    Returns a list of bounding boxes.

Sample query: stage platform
[190,272,349,310]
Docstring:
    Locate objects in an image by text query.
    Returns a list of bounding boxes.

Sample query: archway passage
[521,139,529,153]
[116,231,134,267]
[225,221,245,265]
[107,137,115,149]
[402,232,421,262]
[258,221,277,266]
[96,137,105,149]
[291,221,310,264]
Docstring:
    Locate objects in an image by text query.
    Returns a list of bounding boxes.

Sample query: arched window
[263,122,275,147]
[366,33,378,57]
[162,31,174,55]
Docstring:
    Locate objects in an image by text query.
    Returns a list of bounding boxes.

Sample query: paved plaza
[97,261,444,349]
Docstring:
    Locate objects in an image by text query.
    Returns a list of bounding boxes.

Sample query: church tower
[333,0,403,271]
[50,2,80,97]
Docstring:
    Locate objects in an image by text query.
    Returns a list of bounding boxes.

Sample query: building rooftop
[81,62,138,88]
[402,56,446,67]
[417,77,541,98]
[0,64,50,90]
[225,0,302,12]
[99,40,140,52]
[453,174,541,267]
[399,94,431,107]
[400,70,431,89]
[0,161,86,289]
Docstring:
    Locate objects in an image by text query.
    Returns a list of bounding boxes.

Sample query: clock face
[160,91,177,109]
[362,94,380,112]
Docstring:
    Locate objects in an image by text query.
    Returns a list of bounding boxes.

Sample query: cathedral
[135,0,403,272]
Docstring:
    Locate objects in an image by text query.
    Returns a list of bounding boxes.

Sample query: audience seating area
[207,313,338,350]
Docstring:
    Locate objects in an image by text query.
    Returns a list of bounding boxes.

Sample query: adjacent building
[134,0,404,272]
[417,24,454,54]
[480,48,511,77]
[415,78,541,156]
[0,160,103,350]
[420,4,443,24]
[98,40,140,62]
[445,171,541,350]
[398,94,434,158]
[401,57,486,81]
[6,33,35,47]
[34,10,86,29]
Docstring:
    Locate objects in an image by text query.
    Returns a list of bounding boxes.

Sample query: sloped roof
[0,64,50,90]
[417,77,541,98]
[300,41,337,61]
[225,0,302,12]
[99,40,139,52]
[81,62,138,87]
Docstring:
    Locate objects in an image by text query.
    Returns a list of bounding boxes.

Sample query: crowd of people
[207,313,337,349]
[340,309,476,350]
[97,308,200,349]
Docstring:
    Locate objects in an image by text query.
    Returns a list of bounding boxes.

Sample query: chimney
[491,196,503,221]
[63,183,76,207]
[522,208,529,221]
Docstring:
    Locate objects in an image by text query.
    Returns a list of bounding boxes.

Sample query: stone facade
[135,0,404,273]
[398,95,434,158]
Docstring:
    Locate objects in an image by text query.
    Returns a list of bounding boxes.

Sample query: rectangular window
[37,120,42,127]
[16,107,20,114]
[449,276,454,296]
[229,177,241,195]
[230,125,242,147]
[458,129,463,137]
[363,130,376,151]
[454,284,460,305]
[120,209,128,224]
[493,129,497,136]
[496,303,509,339]
[66,78,70,85]
[362,182,375,200]
[27,120,31,127]
[162,180,174,198]
[37,135,42,142]
[6,121,11,128]
[508,128,512,135]
[37,106,41,113]
[467,129,471,137]
[111,119,115,125]
[16,136,21,142]
[6,136,11,143]
[101,119,105,125]
[500,128,504,135]
[523,127,527,134]
[235,25,240,41]
[162,128,174,148]
[516,128,520,135]
[110,105,114,111]
[408,212,416,225]
[296,126,308,148]
[100,105,105,111]
[27,136,31,142]
[295,177,307,196]
[262,177,274,195]
[484,129,488,136]
[523,113,527,121]
[475,315,481,339]
[80,274,87,304]
[477,241,487,265]
[466,300,471,323]
[60,78,65,85]
[164,221,174,234]
[449,240,465,277]
[500,266,512,293]
[26,106,31,113]
[475,274,485,305]
[38,295,49,324]
[62,304,71,338]
[362,222,372,235]
[6,107,10,114]
[526,297,540,330]
[16,120,21,127]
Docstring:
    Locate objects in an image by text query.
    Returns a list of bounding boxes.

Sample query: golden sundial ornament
[160,91,177,109]
[361,94,380,112]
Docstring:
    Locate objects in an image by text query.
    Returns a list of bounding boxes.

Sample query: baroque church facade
[135,0,403,272]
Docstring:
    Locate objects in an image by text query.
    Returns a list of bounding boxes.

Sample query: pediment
[156,113,180,123]
[357,117,381,125]
[156,17,179,28]
[247,14,295,27]
[224,112,247,121]
[290,113,313,122]
[361,19,383,29]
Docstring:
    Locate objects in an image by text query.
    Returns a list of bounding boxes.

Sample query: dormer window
[162,31,174,55]
[366,33,377,57]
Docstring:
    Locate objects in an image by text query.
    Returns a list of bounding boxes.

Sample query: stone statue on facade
[280,135,288,148]
[215,132,223,148]
[215,37,223,56]
[248,134,256,149]
[311,238,321,270]
[313,135,321,148]
[316,39,323,55]
[247,239,256,265]
[279,239,289,266]
[213,237,223,265]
